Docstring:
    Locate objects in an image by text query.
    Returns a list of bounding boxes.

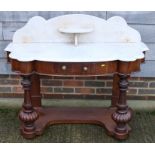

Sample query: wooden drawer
[11,59,118,75]
[53,63,95,75]
[52,61,117,75]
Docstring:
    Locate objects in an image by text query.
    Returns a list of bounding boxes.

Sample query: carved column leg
[112,74,132,140]
[19,75,38,139]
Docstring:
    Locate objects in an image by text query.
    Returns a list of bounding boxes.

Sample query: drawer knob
[101,64,106,67]
[62,65,67,70]
[83,66,88,71]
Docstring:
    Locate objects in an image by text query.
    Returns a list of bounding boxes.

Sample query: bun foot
[20,128,36,139]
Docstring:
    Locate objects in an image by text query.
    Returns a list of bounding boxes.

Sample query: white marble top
[4,14,149,62]
[6,42,148,62]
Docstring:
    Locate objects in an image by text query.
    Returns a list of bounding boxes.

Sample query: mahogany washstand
[5,14,148,140]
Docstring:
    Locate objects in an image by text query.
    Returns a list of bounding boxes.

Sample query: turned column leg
[111,74,120,106]
[112,74,132,140]
[30,73,41,107]
[19,75,38,139]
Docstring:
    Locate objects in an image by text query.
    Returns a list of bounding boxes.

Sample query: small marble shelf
[58,27,94,34]
[58,27,94,46]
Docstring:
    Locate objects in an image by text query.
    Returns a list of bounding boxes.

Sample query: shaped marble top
[5,14,149,62]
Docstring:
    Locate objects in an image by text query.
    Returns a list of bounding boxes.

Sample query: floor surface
[0,99,155,143]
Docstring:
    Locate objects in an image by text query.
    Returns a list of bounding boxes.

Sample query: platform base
[20,106,131,140]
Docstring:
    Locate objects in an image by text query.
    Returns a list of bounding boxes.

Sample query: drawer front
[53,63,95,75]
[52,61,117,75]
[19,60,118,75]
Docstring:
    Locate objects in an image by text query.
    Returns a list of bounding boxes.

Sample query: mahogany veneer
[8,56,144,140]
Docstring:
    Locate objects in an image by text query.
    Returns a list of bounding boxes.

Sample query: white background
[0,0,154,154]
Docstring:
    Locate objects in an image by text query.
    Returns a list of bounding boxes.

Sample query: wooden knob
[83,66,88,71]
[62,65,67,70]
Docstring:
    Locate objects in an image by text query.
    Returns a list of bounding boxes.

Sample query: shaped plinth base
[20,107,131,140]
